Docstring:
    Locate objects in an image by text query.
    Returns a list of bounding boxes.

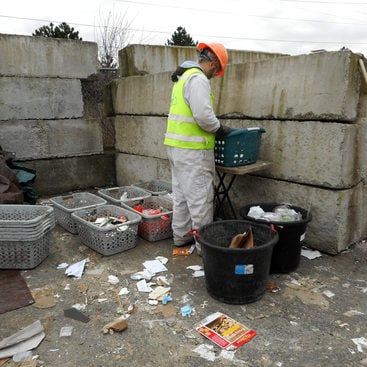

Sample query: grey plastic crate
[132,180,172,196]
[98,186,151,205]
[71,205,142,256]
[0,230,53,269]
[0,205,54,227]
[50,193,106,234]
[121,196,173,242]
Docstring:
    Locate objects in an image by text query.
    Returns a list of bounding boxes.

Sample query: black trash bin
[240,203,312,274]
[196,220,278,305]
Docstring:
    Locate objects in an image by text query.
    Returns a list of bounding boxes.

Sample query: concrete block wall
[112,45,366,254]
[0,34,115,195]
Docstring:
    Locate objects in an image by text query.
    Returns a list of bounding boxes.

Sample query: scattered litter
[97,298,108,303]
[12,351,32,363]
[323,290,335,298]
[155,256,168,265]
[246,313,269,320]
[108,275,120,284]
[201,301,208,308]
[266,283,280,292]
[65,259,87,278]
[187,265,202,271]
[136,279,153,292]
[344,310,365,317]
[143,259,168,274]
[72,303,86,311]
[187,265,205,277]
[102,318,128,334]
[220,349,236,361]
[64,307,90,323]
[149,286,171,300]
[148,299,159,306]
[162,294,173,305]
[118,287,129,296]
[156,275,170,286]
[356,286,367,293]
[301,248,322,260]
[64,284,70,290]
[173,244,195,256]
[195,312,256,350]
[130,269,153,281]
[57,263,68,269]
[59,326,73,337]
[0,320,45,359]
[352,337,367,353]
[192,270,205,277]
[180,304,192,317]
[192,344,216,362]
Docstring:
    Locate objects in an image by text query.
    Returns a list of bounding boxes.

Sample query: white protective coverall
[166,61,220,249]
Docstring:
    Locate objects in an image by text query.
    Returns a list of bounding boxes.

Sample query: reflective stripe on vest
[164,68,215,150]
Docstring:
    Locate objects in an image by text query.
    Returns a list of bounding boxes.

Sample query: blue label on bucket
[235,264,254,275]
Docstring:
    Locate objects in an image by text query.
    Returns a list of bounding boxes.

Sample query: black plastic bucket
[240,203,312,274]
[196,220,278,305]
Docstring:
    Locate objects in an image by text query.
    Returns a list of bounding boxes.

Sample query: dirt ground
[1,200,367,367]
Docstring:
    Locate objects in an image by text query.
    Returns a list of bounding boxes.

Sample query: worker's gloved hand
[215,124,232,138]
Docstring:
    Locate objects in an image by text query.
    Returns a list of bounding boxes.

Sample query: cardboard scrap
[229,227,254,249]
[102,318,128,334]
[0,320,45,359]
[31,286,57,309]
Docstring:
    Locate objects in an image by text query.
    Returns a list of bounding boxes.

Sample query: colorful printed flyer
[195,312,256,350]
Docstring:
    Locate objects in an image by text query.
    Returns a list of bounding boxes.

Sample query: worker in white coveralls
[164,42,231,255]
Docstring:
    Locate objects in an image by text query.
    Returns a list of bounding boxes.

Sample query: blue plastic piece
[180,304,192,316]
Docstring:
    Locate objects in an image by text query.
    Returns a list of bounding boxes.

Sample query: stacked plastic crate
[0,205,55,269]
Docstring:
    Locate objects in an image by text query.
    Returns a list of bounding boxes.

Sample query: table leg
[214,170,237,219]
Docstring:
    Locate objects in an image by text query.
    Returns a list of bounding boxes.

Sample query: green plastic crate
[214,127,265,167]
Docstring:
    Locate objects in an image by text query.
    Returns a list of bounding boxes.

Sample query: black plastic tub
[196,220,278,305]
[240,203,312,274]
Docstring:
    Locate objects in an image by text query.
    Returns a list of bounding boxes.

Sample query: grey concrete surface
[0,77,83,121]
[0,34,98,79]
[0,119,103,160]
[0,195,366,367]
[118,44,286,77]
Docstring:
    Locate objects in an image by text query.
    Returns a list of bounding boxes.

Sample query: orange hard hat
[197,42,228,76]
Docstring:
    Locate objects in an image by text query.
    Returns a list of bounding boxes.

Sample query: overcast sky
[1,0,366,56]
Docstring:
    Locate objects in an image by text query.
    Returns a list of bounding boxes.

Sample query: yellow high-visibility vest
[164,68,215,150]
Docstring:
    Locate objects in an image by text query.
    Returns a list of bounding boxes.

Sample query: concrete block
[0,34,98,78]
[115,153,170,186]
[226,175,364,254]
[0,119,103,159]
[115,115,167,159]
[111,51,360,121]
[223,119,358,189]
[213,51,361,121]
[0,77,83,120]
[112,72,171,115]
[23,153,116,196]
[118,44,286,77]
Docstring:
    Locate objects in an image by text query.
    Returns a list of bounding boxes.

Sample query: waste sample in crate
[121,196,173,242]
[72,205,141,256]
[214,127,265,167]
[50,192,106,234]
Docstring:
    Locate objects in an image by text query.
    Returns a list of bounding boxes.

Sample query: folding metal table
[214,160,272,219]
